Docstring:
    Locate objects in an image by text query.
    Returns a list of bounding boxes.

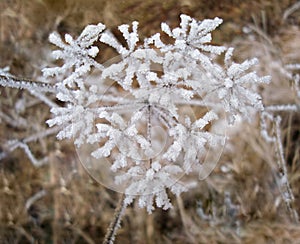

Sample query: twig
[273,116,299,223]
[14,226,35,243]
[25,190,47,210]
[266,104,299,112]
[71,226,95,244]
[0,126,60,166]
[103,194,126,244]
[0,75,57,93]
[283,1,300,21]
[0,110,27,129]
[247,23,274,47]
[176,195,197,243]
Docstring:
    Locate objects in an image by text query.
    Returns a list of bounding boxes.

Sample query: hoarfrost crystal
[43,14,269,212]
[0,14,270,213]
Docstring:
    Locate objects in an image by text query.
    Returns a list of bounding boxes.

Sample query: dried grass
[1,0,300,243]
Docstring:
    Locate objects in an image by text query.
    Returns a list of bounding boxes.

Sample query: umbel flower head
[42,14,270,213]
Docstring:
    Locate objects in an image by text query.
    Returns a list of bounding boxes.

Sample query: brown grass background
[1,0,300,243]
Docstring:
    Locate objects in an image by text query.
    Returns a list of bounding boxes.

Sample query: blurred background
[1,0,300,243]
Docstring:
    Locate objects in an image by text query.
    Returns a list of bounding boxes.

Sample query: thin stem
[152,105,177,127]
[0,75,57,93]
[147,104,153,168]
[273,116,299,223]
[266,104,299,112]
[103,194,126,244]
[147,104,152,145]
[91,101,145,114]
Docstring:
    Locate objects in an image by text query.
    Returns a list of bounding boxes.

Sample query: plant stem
[274,116,299,223]
[147,104,153,168]
[103,194,126,244]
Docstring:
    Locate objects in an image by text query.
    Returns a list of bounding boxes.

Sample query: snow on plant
[0,15,270,214]
[38,14,271,213]
[259,63,300,223]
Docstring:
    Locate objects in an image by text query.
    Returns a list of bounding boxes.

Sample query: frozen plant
[42,14,270,211]
[260,63,300,223]
[0,14,271,242]
[0,66,60,166]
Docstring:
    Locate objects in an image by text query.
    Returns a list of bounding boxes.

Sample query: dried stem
[273,116,299,223]
[103,194,126,244]
[176,196,197,243]
[283,1,300,21]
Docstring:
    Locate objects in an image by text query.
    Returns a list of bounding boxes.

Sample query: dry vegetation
[1,0,300,243]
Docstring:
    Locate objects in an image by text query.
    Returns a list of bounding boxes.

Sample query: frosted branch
[274,116,299,223]
[0,75,57,93]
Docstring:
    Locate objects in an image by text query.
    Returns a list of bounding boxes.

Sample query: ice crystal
[0,14,270,213]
